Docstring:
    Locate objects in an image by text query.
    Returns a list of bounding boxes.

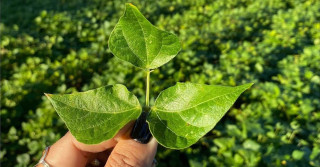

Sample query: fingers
[36,121,157,167]
[105,138,158,167]
[40,132,93,167]
[39,122,134,167]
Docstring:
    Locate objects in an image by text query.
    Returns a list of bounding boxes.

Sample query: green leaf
[243,139,261,151]
[109,3,181,69]
[292,150,305,160]
[45,84,141,144]
[147,82,253,149]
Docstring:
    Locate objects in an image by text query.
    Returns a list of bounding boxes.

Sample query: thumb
[105,138,158,167]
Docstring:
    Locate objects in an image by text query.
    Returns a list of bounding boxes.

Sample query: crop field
[1,0,320,166]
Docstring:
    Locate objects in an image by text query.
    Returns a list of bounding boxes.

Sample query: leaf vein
[154,110,187,139]
[131,8,148,65]
[52,96,139,114]
[120,25,145,64]
[155,88,241,113]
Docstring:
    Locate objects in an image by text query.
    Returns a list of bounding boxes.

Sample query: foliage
[148,83,252,149]
[45,3,251,149]
[1,0,320,166]
[45,84,141,144]
[109,3,181,70]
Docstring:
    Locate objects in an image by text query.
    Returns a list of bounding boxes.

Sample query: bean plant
[46,3,252,149]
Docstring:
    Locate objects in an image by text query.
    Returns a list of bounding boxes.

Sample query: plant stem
[145,70,150,107]
[131,70,152,143]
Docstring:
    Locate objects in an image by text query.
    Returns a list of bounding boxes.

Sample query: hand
[36,122,158,167]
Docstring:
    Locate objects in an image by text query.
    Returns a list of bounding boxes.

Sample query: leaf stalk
[145,70,150,107]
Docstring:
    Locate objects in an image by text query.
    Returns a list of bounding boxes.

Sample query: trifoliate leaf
[147,83,253,149]
[46,84,141,144]
[109,3,181,69]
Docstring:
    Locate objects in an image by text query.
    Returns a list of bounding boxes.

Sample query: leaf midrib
[131,7,149,66]
[129,6,168,69]
[154,88,242,113]
[119,24,145,65]
[51,96,140,114]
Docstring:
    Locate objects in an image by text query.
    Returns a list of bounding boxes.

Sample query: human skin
[36,122,158,167]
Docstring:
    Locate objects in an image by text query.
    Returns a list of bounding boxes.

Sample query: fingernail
[130,108,152,144]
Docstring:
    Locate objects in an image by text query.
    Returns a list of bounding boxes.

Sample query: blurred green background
[1,0,320,166]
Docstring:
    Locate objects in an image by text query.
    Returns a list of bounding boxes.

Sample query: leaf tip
[239,82,254,89]
[126,3,136,8]
[44,93,52,98]
[248,82,254,87]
